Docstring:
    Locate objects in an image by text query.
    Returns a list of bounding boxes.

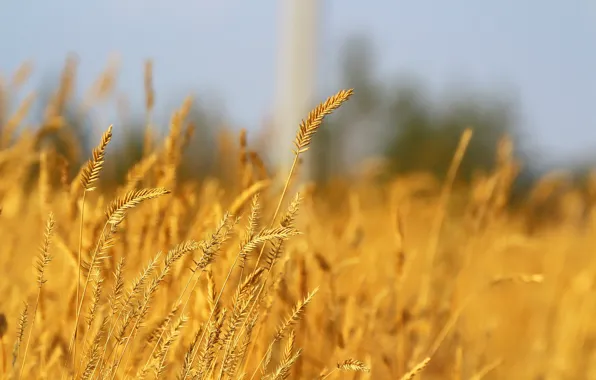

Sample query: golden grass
[0,60,595,380]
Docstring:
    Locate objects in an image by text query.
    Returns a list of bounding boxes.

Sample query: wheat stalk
[67,125,113,371]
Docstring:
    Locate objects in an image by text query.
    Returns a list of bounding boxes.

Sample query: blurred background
[1,3,596,378]
[1,0,595,194]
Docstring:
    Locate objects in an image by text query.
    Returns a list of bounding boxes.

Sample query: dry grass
[0,61,595,380]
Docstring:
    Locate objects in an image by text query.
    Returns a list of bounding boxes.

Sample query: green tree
[384,83,521,182]
[311,33,527,186]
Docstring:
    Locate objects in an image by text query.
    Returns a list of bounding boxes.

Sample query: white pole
[272,0,318,182]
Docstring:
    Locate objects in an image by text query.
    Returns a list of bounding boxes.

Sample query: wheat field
[0,61,595,380]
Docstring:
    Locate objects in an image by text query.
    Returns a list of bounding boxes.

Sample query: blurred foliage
[310,34,531,190]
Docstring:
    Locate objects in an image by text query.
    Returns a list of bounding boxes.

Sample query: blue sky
[1,0,595,166]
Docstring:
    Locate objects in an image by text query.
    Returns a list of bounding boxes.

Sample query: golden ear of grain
[267,347,302,380]
[491,273,544,285]
[293,89,354,154]
[239,128,247,149]
[273,288,318,343]
[73,124,113,195]
[144,59,154,112]
[280,193,302,228]
[12,302,28,367]
[262,193,302,271]
[246,193,261,236]
[35,212,55,288]
[105,187,170,227]
[1,93,35,148]
[399,357,430,380]
[85,269,104,330]
[337,358,371,373]
[11,61,33,88]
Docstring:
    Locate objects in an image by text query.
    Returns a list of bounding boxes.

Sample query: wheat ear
[18,213,55,379]
[320,359,371,379]
[399,357,431,380]
[249,288,318,380]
